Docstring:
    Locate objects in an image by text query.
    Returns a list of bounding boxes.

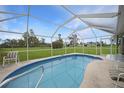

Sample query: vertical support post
[110,38,113,55]
[64,38,67,54]
[26,35,29,61]
[80,39,82,53]
[51,37,53,56]
[26,6,30,61]
[83,39,84,54]
[96,38,98,55]
[91,27,97,55]
[116,35,119,54]
[81,39,83,53]
[74,39,76,53]
[73,36,74,53]
[120,36,124,55]
[100,38,102,55]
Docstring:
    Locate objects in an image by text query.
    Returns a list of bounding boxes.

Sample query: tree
[2,39,11,48]
[52,34,63,49]
[96,42,100,47]
[41,38,45,44]
[68,34,79,46]
[52,40,63,49]
[18,39,26,47]
[30,29,35,37]
[23,29,40,47]
[58,34,61,40]
[11,39,18,48]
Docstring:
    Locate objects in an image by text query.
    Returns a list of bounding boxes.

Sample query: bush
[52,40,63,49]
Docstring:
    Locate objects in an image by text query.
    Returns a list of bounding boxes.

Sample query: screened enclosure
[0,5,122,63]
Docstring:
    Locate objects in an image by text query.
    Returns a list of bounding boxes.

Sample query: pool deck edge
[80,60,115,88]
[0,53,105,83]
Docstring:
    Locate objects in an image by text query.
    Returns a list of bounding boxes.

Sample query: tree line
[0,29,112,49]
[0,29,50,48]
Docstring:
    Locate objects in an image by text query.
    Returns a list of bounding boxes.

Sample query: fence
[0,31,118,64]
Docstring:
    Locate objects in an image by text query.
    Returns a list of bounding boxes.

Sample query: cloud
[0,33,22,40]
[0,6,25,40]
[0,28,23,40]
[0,6,9,30]
[0,5,118,42]
[65,18,88,30]
[76,28,95,38]
[82,17,117,31]
[66,5,118,14]
[64,5,118,34]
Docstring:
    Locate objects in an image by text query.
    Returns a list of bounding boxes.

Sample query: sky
[0,5,119,43]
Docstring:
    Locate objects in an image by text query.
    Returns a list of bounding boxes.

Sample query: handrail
[35,66,44,88]
[0,64,44,88]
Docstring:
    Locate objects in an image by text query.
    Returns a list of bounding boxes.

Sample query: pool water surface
[1,54,102,88]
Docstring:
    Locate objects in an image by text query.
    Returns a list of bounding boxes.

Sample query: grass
[0,46,117,64]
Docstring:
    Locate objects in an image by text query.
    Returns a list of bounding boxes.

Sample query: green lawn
[0,46,117,64]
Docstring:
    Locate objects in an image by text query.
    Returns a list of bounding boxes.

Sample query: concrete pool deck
[80,60,115,88]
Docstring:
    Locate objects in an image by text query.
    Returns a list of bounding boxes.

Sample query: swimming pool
[0,54,102,88]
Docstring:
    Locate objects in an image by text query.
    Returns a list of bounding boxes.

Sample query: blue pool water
[1,54,102,88]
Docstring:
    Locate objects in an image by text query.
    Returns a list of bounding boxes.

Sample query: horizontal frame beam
[66,26,90,39]
[0,11,27,16]
[0,10,76,32]
[0,30,56,38]
[51,16,76,38]
[0,15,26,22]
[78,12,118,18]
[92,25,115,34]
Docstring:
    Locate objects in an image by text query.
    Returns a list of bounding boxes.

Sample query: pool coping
[80,60,116,88]
[0,53,105,87]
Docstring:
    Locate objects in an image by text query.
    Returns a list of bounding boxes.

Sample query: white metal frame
[100,37,114,55]
[0,5,119,61]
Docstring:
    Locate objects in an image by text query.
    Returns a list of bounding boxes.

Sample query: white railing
[35,65,44,88]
